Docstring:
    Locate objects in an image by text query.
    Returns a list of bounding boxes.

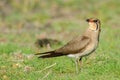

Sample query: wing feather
[55,36,90,54]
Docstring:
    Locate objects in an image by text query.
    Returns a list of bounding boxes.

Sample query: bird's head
[86,18,101,31]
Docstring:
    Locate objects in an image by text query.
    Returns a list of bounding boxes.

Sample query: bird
[35,18,101,73]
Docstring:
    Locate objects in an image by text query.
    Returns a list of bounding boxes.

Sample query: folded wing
[55,36,90,54]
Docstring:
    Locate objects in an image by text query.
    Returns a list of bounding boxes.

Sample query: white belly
[67,54,76,58]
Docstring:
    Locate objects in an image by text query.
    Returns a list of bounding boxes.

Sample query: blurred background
[0,0,120,80]
[0,0,120,49]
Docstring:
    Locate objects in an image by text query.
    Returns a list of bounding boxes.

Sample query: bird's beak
[86,19,89,22]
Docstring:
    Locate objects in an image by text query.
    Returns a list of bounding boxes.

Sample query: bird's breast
[67,41,98,58]
[77,41,98,58]
[82,41,98,56]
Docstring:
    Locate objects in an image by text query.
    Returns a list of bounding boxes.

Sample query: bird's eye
[94,20,98,22]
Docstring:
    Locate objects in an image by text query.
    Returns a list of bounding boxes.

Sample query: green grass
[0,0,120,80]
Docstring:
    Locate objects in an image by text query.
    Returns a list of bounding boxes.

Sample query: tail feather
[35,51,65,58]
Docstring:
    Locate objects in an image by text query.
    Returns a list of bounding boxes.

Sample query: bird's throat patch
[89,22,98,31]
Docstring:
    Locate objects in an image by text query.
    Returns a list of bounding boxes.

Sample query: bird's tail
[35,51,64,58]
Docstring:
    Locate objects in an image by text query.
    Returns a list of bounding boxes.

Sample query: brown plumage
[35,18,101,73]
[35,36,90,58]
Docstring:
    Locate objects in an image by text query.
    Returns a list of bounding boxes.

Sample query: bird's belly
[67,48,96,58]
[79,43,98,57]
[67,43,98,58]
[67,54,76,58]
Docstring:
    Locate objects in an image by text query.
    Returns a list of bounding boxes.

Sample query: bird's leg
[75,58,79,74]
[79,57,82,70]
[74,57,83,73]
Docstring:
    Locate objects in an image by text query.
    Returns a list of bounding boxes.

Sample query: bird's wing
[55,36,90,54]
